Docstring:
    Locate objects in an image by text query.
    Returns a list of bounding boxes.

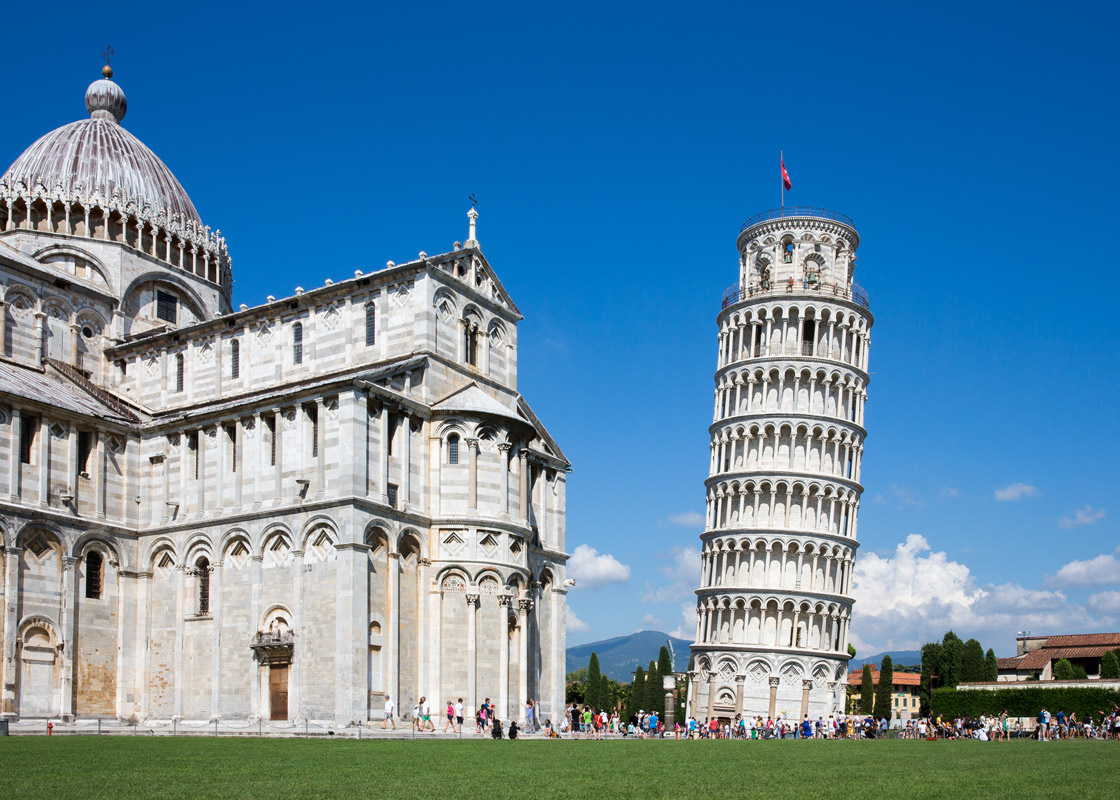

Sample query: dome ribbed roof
[1,73,201,224]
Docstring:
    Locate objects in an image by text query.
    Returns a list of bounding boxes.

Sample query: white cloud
[666,511,705,527]
[940,487,961,499]
[566,607,590,633]
[1058,505,1106,529]
[643,546,700,604]
[640,613,664,628]
[891,485,924,508]
[1089,591,1120,617]
[567,544,630,588]
[850,534,1098,653]
[994,482,1038,501]
[668,603,696,640]
[1047,553,1118,587]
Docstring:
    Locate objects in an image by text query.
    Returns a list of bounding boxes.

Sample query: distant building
[991,633,1120,682]
[846,667,920,718]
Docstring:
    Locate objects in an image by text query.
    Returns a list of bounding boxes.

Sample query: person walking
[455,698,465,733]
[443,699,456,732]
[525,698,535,733]
[381,695,397,730]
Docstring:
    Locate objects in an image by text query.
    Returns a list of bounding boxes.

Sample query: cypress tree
[983,649,999,682]
[1101,649,1120,679]
[586,653,602,709]
[941,631,964,688]
[599,674,612,710]
[873,655,894,719]
[658,645,674,676]
[920,641,942,715]
[645,660,661,714]
[628,666,645,720]
[961,638,985,683]
[859,664,874,715]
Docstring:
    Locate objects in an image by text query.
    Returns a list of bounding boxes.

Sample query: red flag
[781,156,792,191]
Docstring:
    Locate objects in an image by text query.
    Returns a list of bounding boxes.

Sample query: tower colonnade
[689,208,873,723]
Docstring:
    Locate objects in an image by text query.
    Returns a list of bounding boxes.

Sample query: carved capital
[802,679,814,691]
[768,676,780,688]
[465,593,480,607]
[517,598,533,613]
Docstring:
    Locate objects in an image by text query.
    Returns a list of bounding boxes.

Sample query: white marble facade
[688,209,872,722]
[0,69,569,725]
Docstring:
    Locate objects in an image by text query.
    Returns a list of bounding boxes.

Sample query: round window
[81,326,95,339]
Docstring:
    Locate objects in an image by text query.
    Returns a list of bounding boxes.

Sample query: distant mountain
[852,650,923,669]
[567,631,692,681]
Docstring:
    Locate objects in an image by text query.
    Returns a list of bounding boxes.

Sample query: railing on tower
[740,207,855,232]
[722,281,870,309]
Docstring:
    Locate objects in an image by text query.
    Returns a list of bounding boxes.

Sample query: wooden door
[269,664,289,721]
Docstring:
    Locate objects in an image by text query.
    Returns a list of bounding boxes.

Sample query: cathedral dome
[1,69,201,223]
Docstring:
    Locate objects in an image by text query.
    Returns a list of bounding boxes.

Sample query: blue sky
[3,1,1117,656]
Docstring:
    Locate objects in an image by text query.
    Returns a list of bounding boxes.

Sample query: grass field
[1,737,1116,799]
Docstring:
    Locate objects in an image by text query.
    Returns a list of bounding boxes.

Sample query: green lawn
[0,737,1116,799]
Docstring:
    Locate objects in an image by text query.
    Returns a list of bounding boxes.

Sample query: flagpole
[780,150,784,211]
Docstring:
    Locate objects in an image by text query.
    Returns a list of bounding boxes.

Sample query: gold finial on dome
[102,65,113,79]
[101,45,115,78]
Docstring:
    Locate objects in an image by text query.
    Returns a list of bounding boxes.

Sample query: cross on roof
[469,193,477,209]
[102,45,115,66]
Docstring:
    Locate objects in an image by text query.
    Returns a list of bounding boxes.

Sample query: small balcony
[722,280,869,310]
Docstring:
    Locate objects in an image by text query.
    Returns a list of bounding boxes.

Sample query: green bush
[931,686,1120,720]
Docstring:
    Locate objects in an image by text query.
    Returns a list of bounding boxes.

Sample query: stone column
[518,451,529,524]
[465,593,479,717]
[467,438,479,510]
[2,546,21,716]
[249,555,263,719]
[173,565,186,719]
[386,552,400,708]
[378,406,389,502]
[336,542,369,725]
[517,598,530,724]
[8,407,19,500]
[734,674,745,717]
[800,678,813,721]
[58,555,77,719]
[705,673,715,721]
[33,311,45,364]
[767,676,779,719]
[290,548,305,720]
[498,443,511,516]
[210,562,222,719]
[498,595,510,720]
[402,413,412,509]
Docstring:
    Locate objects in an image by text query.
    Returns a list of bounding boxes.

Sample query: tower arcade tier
[688,207,873,723]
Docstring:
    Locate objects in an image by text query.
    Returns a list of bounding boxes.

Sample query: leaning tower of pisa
[687,207,873,724]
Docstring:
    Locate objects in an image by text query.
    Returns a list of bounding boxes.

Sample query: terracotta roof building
[846,667,920,718]
[993,633,1120,681]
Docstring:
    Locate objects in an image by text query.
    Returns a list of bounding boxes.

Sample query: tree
[920,641,943,716]
[859,664,874,715]
[1053,658,1074,680]
[874,656,894,719]
[599,674,612,710]
[848,643,857,658]
[645,660,662,714]
[659,645,674,676]
[1101,649,1120,680]
[983,649,999,682]
[627,667,645,720]
[941,631,964,688]
[961,638,985,683]
[586,653,602,709]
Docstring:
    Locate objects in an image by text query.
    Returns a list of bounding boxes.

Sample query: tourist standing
[381,695,396,730]
[455,698,465,733]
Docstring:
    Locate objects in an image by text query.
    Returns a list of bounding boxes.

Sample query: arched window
[230,339,240,379]
[365,303,376,347]
[175,353,184,393]
[197,557,211,614]
[85,551,103,599]
[448,433,459,465]
[292,322,303,365]
[464,322,478,367]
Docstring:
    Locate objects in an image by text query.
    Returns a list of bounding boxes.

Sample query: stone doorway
[269,664,289,721]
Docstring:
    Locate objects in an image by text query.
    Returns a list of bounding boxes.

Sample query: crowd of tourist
[377,694,1120,741]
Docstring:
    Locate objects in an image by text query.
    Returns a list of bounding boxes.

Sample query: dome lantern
[85,73,127,124]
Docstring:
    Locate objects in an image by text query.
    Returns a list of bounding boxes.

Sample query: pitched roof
[846,670,920,687]
[1018,646,1119,671]
[431,383,524,425]
[1041,633,1120,648]
[0,359,136,423]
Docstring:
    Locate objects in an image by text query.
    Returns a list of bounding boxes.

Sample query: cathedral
[0,66,570,725]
